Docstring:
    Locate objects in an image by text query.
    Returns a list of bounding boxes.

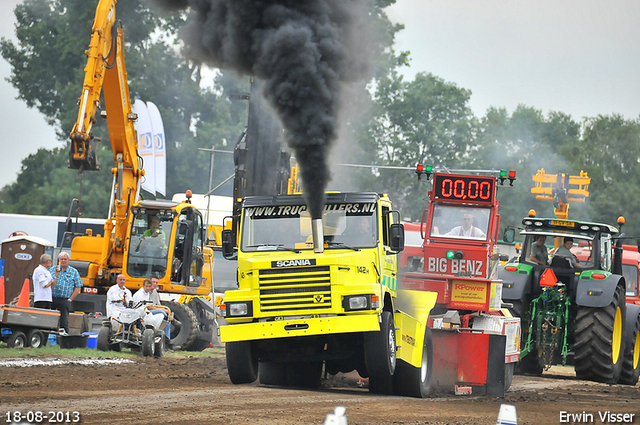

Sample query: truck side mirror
[389,223,405,253]
[503,228,515,244]
[637,239,640,253]
[222,229,235,259]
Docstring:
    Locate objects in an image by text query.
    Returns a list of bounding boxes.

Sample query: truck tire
[97,325,111,352]
[259,361,286,386]
[504,362,515,392]
[517,351,544,375]
[364,311,396,394]
[393,327,433,398]
[619,310,640,385]
[285,361,323,389]
[7,331,27,348]
[226,341,258,384]
[142,329,155,357]
[574,284,626,384]
[164,301,198,351]
[26,329,45,348]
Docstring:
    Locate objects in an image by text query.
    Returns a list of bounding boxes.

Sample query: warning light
[446,250,464,260]
[415,164,432,181]
[498,170,507,185]
[528,209,536,217]
[508,170,516,186]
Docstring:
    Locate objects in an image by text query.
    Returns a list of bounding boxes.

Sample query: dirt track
[1,350,639,425]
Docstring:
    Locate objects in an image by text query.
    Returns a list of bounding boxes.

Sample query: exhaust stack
[312,219,324,253]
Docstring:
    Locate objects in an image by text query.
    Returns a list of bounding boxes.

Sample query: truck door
[381,205,398,293]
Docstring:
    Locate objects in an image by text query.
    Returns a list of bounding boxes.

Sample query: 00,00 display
[433,176,494,203]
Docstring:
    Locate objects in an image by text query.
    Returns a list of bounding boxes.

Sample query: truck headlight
[343,295,370,311]
[226,302,253,317]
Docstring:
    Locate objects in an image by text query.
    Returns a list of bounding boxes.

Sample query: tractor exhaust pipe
[312,219,324,253]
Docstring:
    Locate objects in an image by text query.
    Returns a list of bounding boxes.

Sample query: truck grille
[258,266,331,312]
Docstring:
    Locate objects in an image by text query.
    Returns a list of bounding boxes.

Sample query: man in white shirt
[133,278,172,341]
[33,254,55,309]
[106,274,132,317]
[445,213,486,239]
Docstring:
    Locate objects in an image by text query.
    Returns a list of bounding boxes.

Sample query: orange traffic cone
[16,278,31,307]
[0,276,5,305]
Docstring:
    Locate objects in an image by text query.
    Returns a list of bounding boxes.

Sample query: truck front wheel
[226,341,258,384]
[365,311,396,394]
[574,284,625,384]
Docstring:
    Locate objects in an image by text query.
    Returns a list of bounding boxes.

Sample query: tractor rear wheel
[226,341,258,384]
[619,309,640,385]
[574,284,625,384]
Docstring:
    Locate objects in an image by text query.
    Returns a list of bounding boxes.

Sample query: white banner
[133,99,155,195]
[147,101,166,197]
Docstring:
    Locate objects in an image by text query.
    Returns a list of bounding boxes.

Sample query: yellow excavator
[65,0,215,351]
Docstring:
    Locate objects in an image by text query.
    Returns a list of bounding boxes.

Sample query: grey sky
[1,0,639,189]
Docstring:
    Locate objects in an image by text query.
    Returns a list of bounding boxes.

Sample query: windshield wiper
[326,241,361,251]
[246,244,300,253]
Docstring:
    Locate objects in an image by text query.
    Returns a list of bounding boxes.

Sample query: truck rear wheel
[26,329,45,348]
[365,311,396,394]
[393,327,433,398]
[574,284,625,384]
[259,361,286,386]
[142,329,155,357]
[7,331,26,348]
[285,361,323,389]
[164,301,198,351]
[619,309,640,385]
[226,341,258,384]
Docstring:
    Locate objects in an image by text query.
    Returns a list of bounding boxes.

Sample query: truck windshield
[241,203,378,251]
[430,205,490,240]
[127,212,172,278]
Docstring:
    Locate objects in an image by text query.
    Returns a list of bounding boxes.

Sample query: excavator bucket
[69,137,101,171]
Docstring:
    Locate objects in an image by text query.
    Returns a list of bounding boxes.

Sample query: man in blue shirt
[50,252,83,335]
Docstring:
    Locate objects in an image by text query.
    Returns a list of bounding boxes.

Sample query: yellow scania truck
[219,192,438,397]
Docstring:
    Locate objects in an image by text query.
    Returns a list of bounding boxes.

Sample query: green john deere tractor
[499,216,640,385]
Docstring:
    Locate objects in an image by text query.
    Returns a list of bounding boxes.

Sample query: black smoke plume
[151,0,371,219]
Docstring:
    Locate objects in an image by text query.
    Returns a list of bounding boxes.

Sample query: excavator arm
[69,0,143,274]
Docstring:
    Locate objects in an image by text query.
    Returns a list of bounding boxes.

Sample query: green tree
[348,71,476,221]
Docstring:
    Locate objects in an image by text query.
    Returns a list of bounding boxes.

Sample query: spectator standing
[33,254,55,309]
[50,252,83,334]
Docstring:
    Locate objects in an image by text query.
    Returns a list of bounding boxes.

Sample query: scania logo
[272,259,316,267]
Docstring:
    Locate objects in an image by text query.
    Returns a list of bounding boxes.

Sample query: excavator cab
[125,201,205,288]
